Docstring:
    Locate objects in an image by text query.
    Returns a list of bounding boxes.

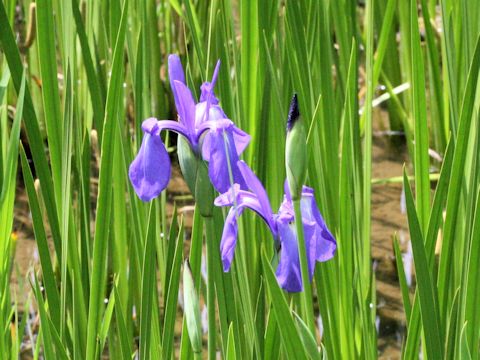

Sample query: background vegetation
[1,0,480,358]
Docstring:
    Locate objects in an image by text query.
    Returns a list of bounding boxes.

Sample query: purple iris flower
[215,160,337,292]
[129,54,250,201]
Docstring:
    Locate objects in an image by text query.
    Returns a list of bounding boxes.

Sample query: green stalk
[292,199,315,334]
[205,216,217,360]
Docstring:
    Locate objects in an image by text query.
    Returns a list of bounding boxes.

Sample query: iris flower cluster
[129,54,250,201]
[129,55,336,292]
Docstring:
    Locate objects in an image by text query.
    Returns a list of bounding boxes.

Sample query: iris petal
[310,199,337,262]
[220,206,246,271]
[198,119,233,161]
[128,132,171,202]
[200,60,221,103]
[173,80,197,138]
[232,126,251,156]
[275,221,303,292]
[195,103,227,128]
[207,127,247,193]
[237,161,275,230]
[168,54,187,110]
[155,120,191,141]
[298,188,337,262]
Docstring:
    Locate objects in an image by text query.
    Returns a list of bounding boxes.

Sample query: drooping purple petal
[275,216,318,293]
[303,219,322,274]
[206,126,247,193]
[275,221,303,292]
[156,120,191,142]
[231,126,251,156]
[305,196,337,262]
[237,161,275,230]
[215,185,275,234]
[173,80,196,139]
[284,182,336,262]
[216,183,277,272]
[128,124,171,202]
[141,117,161,135]
[220,206,246,271]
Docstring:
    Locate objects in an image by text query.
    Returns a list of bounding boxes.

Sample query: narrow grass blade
[139,203,158,360]
[85,0,128,357]
[293,312,322,360]
[19,145,60,328]
[162,220,184,359]
[438,35,480,324]
[403,136,455,359]
[465,188,480,353]
[32,277,66,360]
[460,323,473,360]
[71,0,105,139]
[263,307,280,360]
[403,169,443,359]
[0,74,24,244]
[240,0,259,146]
[226,324,236,360]
[36,0,63,193]
[261,248,306,359]
[0,0,62,261]
[183,260,202,356]
[410,0,431,232]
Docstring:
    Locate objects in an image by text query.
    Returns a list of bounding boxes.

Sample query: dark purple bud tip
[287,93,300,132]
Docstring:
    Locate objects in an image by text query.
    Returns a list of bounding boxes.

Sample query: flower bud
[285,94,307,201]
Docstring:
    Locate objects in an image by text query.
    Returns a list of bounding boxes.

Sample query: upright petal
[129,131,171,202]
[220,206,246,271]
[211,60,221,88]
[168,54,186,108]
[207,126,247,193]
[173,80,197,138]
[200,60,221,104]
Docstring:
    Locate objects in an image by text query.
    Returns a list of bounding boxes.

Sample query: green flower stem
[204,216,217,360]
[293,198,316,334]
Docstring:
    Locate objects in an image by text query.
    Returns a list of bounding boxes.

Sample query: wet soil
[372,134,409,359]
